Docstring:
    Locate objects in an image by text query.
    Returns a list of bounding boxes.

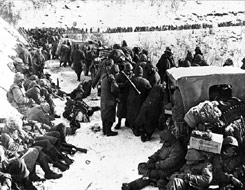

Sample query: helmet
[139,54,147,62]
[160,129,176,144]
[105,59,114,67]
[124,62,133,72]
[40,102,50,113]
[14,72,25,83]
[5,116,22,131]
[110,64,119,75]
[29,75,39,81]
[223,136,238,147]
[134,65,143,77]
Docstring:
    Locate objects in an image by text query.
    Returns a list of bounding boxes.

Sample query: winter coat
[126,76,152,128]
[156,53,175,83]
[167,161,213,190]
[25,85,44,104]
[212,153,244,186]
[146,70,161,87]
[100,74,119,122]
[91,60,107,88]
[60,44,70,62]
[18,47,32,67]
[71,48,85,71]
[116,72,129,118]
[149,140,185,171]
[31,51,45,77]
[27,105,52,126]
[7,84,33,116]
[135,84,165,134]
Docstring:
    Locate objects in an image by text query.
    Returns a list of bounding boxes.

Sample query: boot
[121,181,140,190]
[29,165,45,182]
[53,160,69,172]
[62,154,74,166]
[37,151,62,180]
[115,118,121,130]
[114,123,121,129]
[23,178,38,190]
[105,121,118,136]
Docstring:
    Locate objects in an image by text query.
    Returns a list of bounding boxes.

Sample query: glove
[231,176,243,188]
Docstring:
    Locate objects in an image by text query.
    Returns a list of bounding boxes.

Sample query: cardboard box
[189,133,223,154]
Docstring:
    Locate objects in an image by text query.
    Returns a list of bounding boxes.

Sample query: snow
[42,60,161,190]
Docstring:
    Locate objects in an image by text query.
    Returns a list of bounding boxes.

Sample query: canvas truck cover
[166,66,245,113]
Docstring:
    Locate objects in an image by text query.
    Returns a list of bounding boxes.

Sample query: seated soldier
[212,136,244,189]
[6,72,35,117]
[166,148,213,190]
[122,129,185,190]
[3,116,73,170]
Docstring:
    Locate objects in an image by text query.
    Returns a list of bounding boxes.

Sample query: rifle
[61,142,88,154]
[121,71,141,95]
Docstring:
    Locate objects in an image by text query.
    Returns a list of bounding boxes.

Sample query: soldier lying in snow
[63,98,100,135]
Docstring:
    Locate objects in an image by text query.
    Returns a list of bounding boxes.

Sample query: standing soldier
[31,49,46,78]
[71,44,85,81]
[100,64,120,136]
[144,61,161,87]
[126,66,152,136]
[156,47,176,83]
[115,62,133,129]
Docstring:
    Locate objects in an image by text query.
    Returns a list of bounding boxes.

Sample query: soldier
[115,62,133,129]
[126,66,151,136]
[156,47,176,83]
[212,136,244,189]
[100,64,120,136]
[6,73,35,117]
[31,49,46,78]
[71,44,85,81]
[144,61,161,87]
[122,130,185,190]
[166,149,213,190]
[135,83,166,142]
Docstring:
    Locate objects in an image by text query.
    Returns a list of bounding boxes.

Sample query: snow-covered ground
[35,60,162,190]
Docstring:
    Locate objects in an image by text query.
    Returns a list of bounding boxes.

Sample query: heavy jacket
[126,75,151,128]
[116,72,129,118]
[212,153,244,186]
[7,84,33,116]
[150,140,185,171]
[146,70,161,87]
[27,105,52,126]
[156,53,175,83]
[135,84,165,134]
[31,50,45,77]
[167,161,213,190]
[71,48,85,71]
[25,85,44,104]
[100,74,119,122]
[18,47,32,67]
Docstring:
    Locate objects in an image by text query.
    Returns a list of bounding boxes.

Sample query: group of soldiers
[1,35,90,189]
[4,26,245,190]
